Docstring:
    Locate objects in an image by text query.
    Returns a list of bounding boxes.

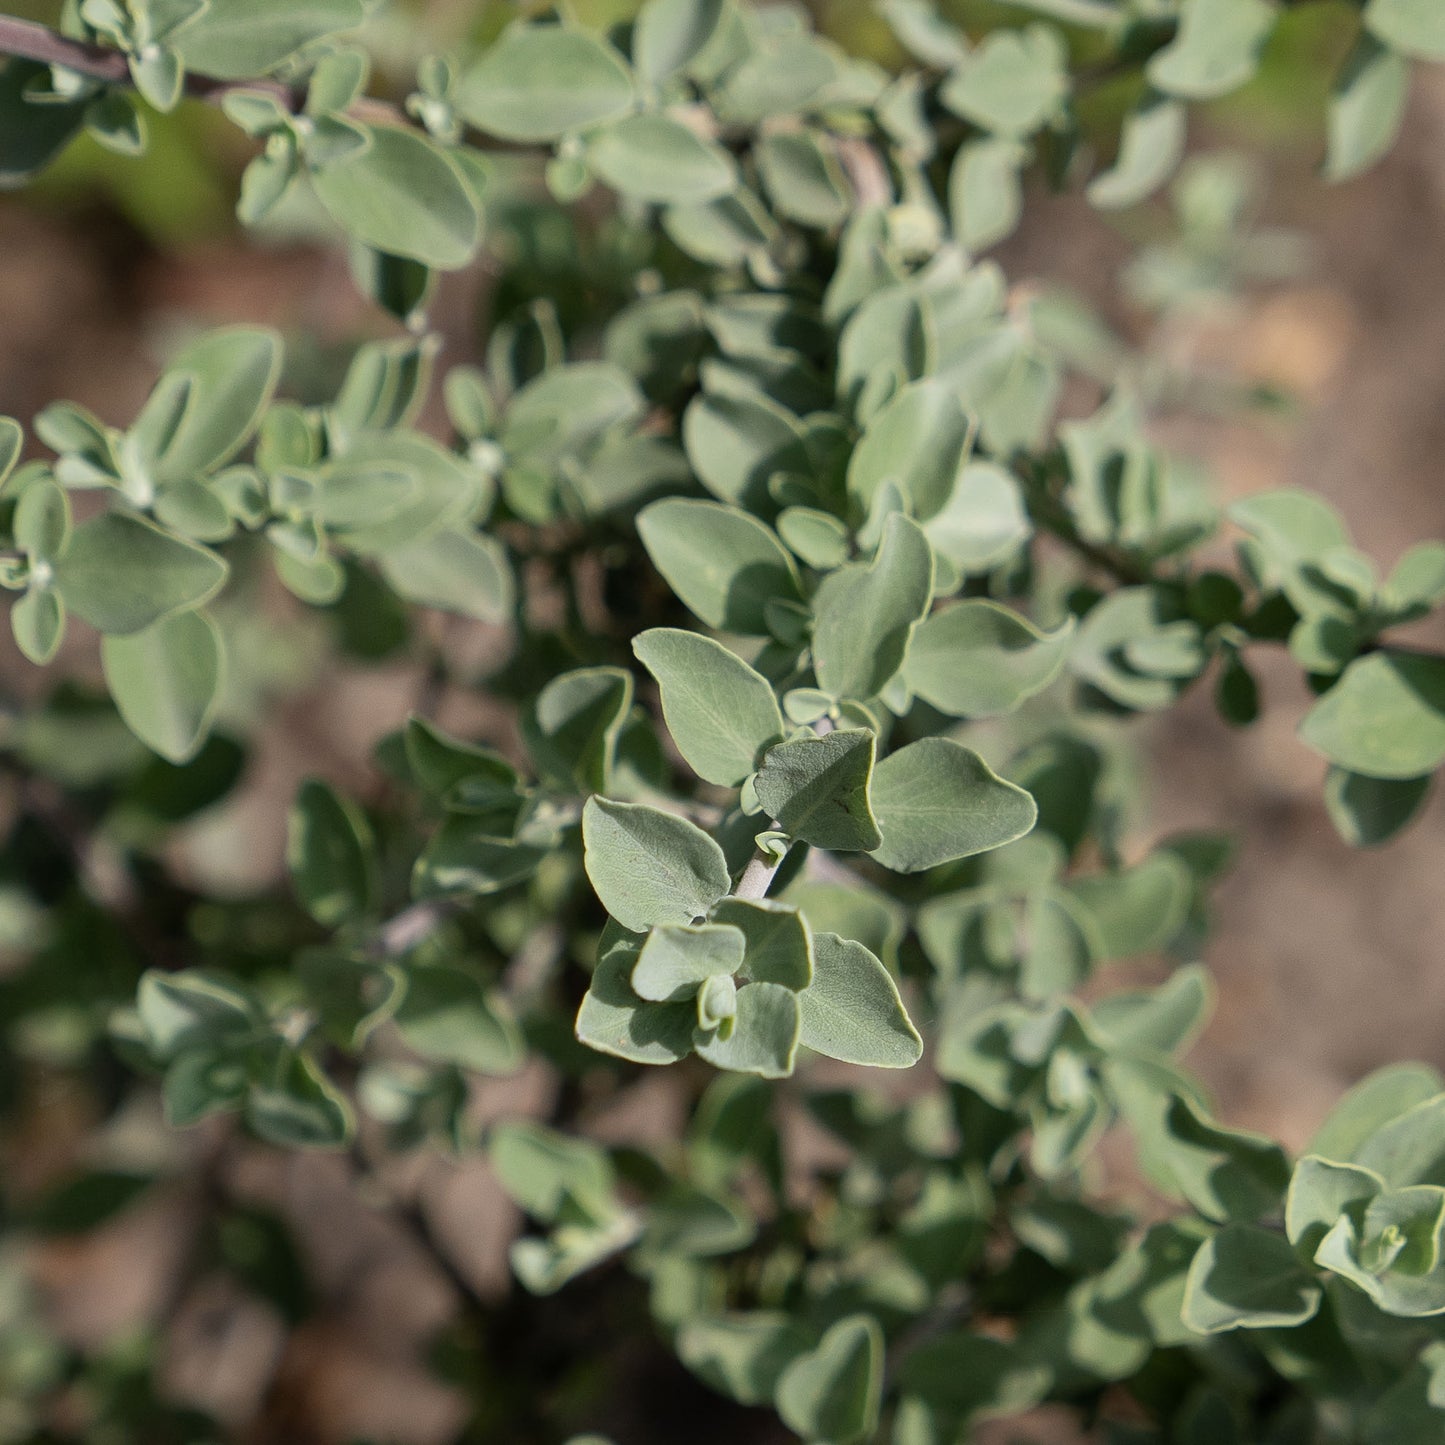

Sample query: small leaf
[677,1313,810,1406]
[754,729,882,852]
[524,667,632,794]
[587,114,735,204]
[176,0,366,79]
[870,738,1037,873]
[775,1314,884,1444]
[694,981,800,1078]
[583,797,731,933]
[1366,0,1445,62]
[637,498,802,635]
[1301,652,1445,780]
[12,588,66,666]
[1286,1156,1383,1258]
[1325,36,1408,183]
[634,0,727,82]
[576,923,698,1064]
[906,601,1073,719]
[312,126,480,269]
[940,25,1068,137]
[755,131,850,229]
[812,513,934,703]
[948,137,1027,253]
[101,609,224,764]
[633,628,784,787]
[379,528,513,624]
[1182,1225,1323,1333]
[632,922,745,1003]
[457,26,635,142]
[1324,768,1431,848]
[56,512,228,636]
[1309,1062,1444,1164]
[1355,1093,1445,1189]
[797,932,922,1068]
[393,966,524,1075]
[286,779,376,927]
[246,1050,354,1150]
[1146,0,1277,101]
[711,897,813,990]
[404,716,518,806]
[1087,93,1187,209]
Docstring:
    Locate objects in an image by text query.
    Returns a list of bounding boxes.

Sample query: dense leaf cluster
[1,0,1445,1441]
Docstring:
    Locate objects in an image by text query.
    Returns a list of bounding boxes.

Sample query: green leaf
[177,0,366,78]
[1326,37,1409,183]
[411,817,547,898]
[677,1313,810,1406]
[754,729,882,852]
[12,588,65,666]
[870,738,1037,874]
[775,1314,884,1444]
[637,498,802,634]
[1301,652,1445,780]
[286,779,376,928]
[633,0,727,84]
[694,981,800,1077]
[643,1182,755,1257]
[404,716,519,807]
[1309,1063,1444,1164]
[457,26,635,142]
[812,514,934,703]
[144,327,281,486]
[1366,0,1445,61]
[632,922,745,1003]
[1324,767,1432,848]
[1182,1226,1323,1333]
[1286,1156,1383,1258]
[297,948,405,1049]
[940,25,1068,137]
[393,966,524,1075]
[56,512,228,636]
[587,114,735,204]
[1144,1093,1292,1224]
[682,388,810,511]
[797,932,922,1068]
[1146,0,1277,101]
[583,797,731,933]
[0,415,20,486]
[138,969,260,1059]
[846,379,974,521]
[633,628,784,787]
[1066,852,1192,960]
[312,126,480,269]
[906,601,1072,719]
[756,131,850,229]
[379,528,514,624]
[1355,1094,1445,1188]
[524,667,632,794]
[101,609,223,764]
[0,61,87,187]
[710,897,813,991]
[1089,965,1214,1056]
[491,1120,621,1224]
[948,137,1027,252]
[15,477,70,562]
[576,922,697,1064]
[246,1050,354,1150]
[1087,93,1187,209]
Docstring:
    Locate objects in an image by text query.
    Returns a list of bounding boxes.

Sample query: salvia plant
[1,0,1444,1441]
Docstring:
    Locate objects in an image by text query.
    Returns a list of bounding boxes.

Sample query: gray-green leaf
[633,628,783,787]
[101,609,223,763]
[583,797,731,933]
[754,729,882,852]
[870,738,1037,873]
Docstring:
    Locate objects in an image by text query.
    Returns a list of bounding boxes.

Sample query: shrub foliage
[2,0,1445,1441]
